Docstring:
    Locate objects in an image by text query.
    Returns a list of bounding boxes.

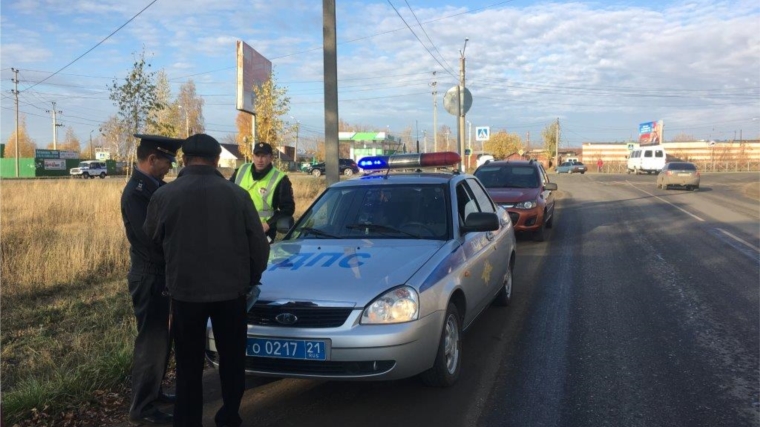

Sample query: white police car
[207,152,517,387]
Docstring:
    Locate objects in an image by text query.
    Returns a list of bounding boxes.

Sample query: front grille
[508,212,519,224]
[248,303,355,328]
[245,357,395,376]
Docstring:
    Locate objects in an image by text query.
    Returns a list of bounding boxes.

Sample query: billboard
[236,40,272,115]
[639,120,663,146]
[43,159,66,170]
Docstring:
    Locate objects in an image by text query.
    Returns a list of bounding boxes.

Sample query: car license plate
[246,337,328,360]
[678,173,691,176]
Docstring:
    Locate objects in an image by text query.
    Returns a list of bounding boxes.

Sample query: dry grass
[0,174,325,424]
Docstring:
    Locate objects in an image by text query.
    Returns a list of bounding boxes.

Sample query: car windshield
[475,165,540,189]
[669,163,696,171]
[289,184,450,240]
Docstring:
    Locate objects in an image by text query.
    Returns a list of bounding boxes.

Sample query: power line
[24,0,159,91]
[404,0,455,74]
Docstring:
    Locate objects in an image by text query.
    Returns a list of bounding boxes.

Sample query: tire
[656,180,662,189]
[581,171,585,174]
[82,173,89,179]
[634,167,640,175]
[311,169,322,177]
[692,186,699,192]
[545,210,554,229]
[493,259,514,307]
[99,172,106,179]
[533,220,545,242]
[344,168,354,176]
[420,303,462,387]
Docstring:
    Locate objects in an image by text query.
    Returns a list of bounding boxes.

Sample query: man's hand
[262,222,270,233]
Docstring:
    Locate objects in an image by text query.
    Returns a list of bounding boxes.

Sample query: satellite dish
[443,86,472,116]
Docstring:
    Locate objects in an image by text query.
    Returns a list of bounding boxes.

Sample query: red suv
[474,159,557,241]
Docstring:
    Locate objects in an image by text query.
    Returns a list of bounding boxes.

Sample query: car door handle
[486,231,495,241]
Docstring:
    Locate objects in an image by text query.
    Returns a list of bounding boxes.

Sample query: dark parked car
[307,158,360,177]
[474,159,557,241]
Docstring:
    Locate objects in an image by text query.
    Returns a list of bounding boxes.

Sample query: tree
[437,125,454,151]
[542,121,560,163]
[483,130,523,159]
[671,132,696,142]
[58,126,82,156]
[145,70,177,137]
[176,80,205,138]
[109,47,163,155]
[4,115,37,157]
[236,71,290,160]
[99,115,131,160]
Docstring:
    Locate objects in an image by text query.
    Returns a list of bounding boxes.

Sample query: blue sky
[1,0,758,153]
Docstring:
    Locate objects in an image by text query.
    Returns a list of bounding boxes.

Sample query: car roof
[476,160,538,167]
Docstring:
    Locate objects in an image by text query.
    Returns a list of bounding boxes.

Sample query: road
[195,172,759,427]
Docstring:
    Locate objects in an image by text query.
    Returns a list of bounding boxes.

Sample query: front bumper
[206,309,445,381]
[507,208,543,232]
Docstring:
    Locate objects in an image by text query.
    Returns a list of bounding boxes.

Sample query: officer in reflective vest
[232,142,295,242]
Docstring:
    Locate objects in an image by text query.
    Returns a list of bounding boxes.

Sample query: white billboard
[236,40,272,115]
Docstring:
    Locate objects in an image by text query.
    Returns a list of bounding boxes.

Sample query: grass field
[0,174,324,424]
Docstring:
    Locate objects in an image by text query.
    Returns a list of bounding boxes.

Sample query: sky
[1,0,759,154]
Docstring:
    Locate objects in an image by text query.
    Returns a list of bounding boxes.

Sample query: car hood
[259,240,447,305]
[485,187,540,204]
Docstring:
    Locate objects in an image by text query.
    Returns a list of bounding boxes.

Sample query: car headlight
[361,286,419,324]
[514,200,537,209]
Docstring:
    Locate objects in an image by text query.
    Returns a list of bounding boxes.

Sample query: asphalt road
[194,172,759,427]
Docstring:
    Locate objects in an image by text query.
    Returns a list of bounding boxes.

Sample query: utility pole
[291,116,299,165]
[11,68,20,177]
[423,130,427,153]
[46,101,63,149]
[555,118,560,168]
[323,0,340,185]
[90,130,94,159]
[431,71,438,152]
[458,38,468,172]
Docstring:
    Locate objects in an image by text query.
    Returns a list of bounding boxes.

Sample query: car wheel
[344,168,354,176]
[82,173,89,179]
[311,169,322,177]
[693,186,699,192]
[420,303,461,387]
[581,171,585,174]
[99,172,106,179]
[657,181,662,189]
[545,211,554,229]
[493,259,513,307]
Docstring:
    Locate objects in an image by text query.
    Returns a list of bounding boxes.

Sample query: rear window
[669,163,696,171]
[474,165,539,189]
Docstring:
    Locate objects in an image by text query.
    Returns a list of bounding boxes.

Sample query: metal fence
[587,161,760,174]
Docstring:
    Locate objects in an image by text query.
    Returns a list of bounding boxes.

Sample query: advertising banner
[35,149,59,159]
[59,151,79,159]
[43,159,66,170]
[638,120,663,146]
[236,40,272,114]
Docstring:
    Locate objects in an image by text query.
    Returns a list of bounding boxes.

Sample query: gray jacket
[143,165,270,302]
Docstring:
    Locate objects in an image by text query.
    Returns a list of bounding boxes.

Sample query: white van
[627,146,666,175]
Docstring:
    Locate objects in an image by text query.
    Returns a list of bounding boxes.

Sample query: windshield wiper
[345,223,422,239]
[299,227,340,239]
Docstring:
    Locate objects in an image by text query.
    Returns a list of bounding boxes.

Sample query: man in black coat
[120,134,183,425]
[144,133,270,427]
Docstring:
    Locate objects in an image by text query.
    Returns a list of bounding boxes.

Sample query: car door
[454,180,500,327]
[538,164,555,219]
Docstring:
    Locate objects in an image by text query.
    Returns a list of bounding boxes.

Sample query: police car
[207,152,517,387]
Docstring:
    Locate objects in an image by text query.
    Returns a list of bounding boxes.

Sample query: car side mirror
[544,182,558,191]
[461,212,499,233]
[276,216,295,234]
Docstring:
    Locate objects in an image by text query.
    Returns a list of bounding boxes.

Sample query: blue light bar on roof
[357,152,461,170]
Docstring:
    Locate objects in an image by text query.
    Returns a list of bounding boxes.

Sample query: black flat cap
[134,134,183,162]
[253,142,273,155]
[183,133,222,158]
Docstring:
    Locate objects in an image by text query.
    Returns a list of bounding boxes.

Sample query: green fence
[0,158,37,178]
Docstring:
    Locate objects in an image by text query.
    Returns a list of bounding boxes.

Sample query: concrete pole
[458,39,468,172]
[12,68,19,177]
[323,0,340,185]
[432,72,438,152]
[555,118,560,168]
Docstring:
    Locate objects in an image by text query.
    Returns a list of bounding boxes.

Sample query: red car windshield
[475,166,539,189]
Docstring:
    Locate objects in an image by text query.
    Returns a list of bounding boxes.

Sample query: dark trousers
[128,272,171,418]
[172,297,247,427]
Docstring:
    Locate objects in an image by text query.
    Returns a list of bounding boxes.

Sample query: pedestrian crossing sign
[476,126,490,141]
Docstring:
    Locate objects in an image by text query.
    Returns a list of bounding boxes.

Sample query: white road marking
[715,228,760,253]
[626,182,705,222]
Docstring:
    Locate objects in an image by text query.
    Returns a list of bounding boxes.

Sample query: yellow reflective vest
[234,164,285,223]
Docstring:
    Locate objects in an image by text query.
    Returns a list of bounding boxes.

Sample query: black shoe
[129,409,173,425]
[156,391,176,404]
